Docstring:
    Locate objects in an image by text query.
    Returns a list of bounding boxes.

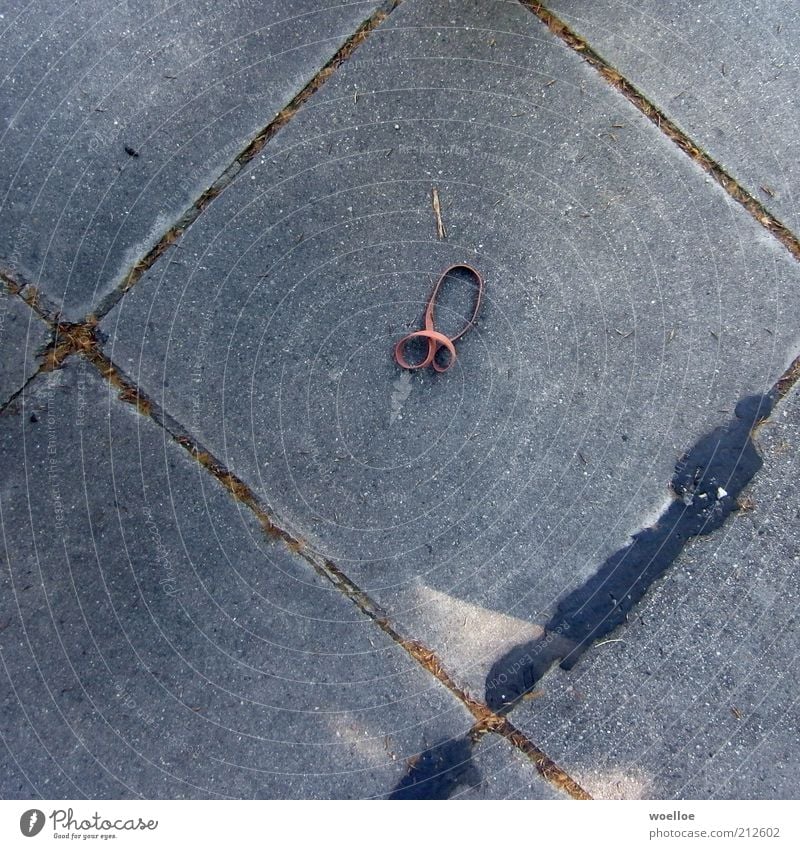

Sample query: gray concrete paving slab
[0,0,386,320]
[510,384,800,799]
[0,291,48,407]
[546,0,800,233]
[100,0,800,701]
[0,358,485,799]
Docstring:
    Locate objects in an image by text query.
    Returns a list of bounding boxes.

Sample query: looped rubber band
[393,263,484,373]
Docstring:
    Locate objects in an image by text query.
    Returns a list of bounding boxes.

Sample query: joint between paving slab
[1,268,60,325]
[480,721,592,799]
[774,352,800,401]
[46,335,589,799]
[89,0,405,323]
[3,3,794,799]
[6,317,800,797]
[519,1,800,265]
[0,268,62,415]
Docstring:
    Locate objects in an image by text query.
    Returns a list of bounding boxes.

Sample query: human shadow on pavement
[389,391,775,799]
[388,736,479,799]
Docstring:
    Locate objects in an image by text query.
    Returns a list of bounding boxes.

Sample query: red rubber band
[393,264,484,373]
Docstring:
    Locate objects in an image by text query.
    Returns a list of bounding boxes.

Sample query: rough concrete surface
[512,384,800,799]
[0,359,493,799]
[547,0,800,233]
[0,0,387,319]
[1,0,799,802]
[100,0,800,698]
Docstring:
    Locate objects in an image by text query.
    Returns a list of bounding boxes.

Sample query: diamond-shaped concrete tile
[0,358,477,799]
[547,0,800,232]
[510,384,800,799]
[0,0,386,319]
[100,0,800,702]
